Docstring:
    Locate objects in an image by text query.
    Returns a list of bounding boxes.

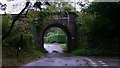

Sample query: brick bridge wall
[38,12,77,53]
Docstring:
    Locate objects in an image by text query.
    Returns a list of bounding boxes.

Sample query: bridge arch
[41,23,72,53]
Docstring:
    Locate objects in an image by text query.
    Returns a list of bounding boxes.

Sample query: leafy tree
[79,2,120,50]
[2,14,11,35]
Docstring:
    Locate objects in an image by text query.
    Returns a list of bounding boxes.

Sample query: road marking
[98,60,108,66]
[84,58,109,67]
[84,57,98,67]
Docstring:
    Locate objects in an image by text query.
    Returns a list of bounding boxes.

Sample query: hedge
[44,34,66,43]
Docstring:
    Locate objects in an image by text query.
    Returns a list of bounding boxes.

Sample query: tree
[84,2,120,37]
[0,2,7,14]
[33,2,42,10]
[80,2,120,50]
[2,2,30,40]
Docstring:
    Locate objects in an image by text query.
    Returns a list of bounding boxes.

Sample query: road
[20,43,120,68]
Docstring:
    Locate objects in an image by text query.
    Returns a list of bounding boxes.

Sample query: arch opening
[44,27,67,53]
[41,23,72,53]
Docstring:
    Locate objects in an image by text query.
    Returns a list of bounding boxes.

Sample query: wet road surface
[20,43,120,68]
[44,43,63,53]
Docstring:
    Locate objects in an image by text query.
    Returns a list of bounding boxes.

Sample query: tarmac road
[20,43,120,68]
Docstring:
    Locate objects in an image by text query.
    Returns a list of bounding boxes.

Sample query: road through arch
[41,23,72,53]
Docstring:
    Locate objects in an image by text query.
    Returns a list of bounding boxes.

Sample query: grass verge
[60,44,67,52]
[2,50,44,67]
[72,48,120,56]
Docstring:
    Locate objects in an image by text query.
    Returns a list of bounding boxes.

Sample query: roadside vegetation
[60,44,67,52]
[72,2,120,56]
[2,1,120,67]
[44,27,66,43]
[2,14,44,66]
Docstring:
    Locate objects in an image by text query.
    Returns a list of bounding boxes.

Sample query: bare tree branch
[2,2,30,40]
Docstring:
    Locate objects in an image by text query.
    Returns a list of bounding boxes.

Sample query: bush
[48,34,58,43]
[2,15,44,66]
[75,3,120,55]
[47,34,66,43]
[2,15,11,35]
[57,34,66,43]
[46,32,55,37]
[72,48,90,56]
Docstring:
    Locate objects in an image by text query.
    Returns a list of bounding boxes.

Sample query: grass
[60,44,66,49]
[60,44,67,52]
[72,48,120,56]
[3,56,40,68]
[2,49,44,67]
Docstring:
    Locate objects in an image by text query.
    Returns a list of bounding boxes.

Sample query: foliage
[2,14,43,66]
[44,28,65,37]
[72,48,90,56]
[2,49,43,66]
[27,10,52,49]
[2,15,11,35]
[44,34,66,43]
[72,48,119,56]
[76,2,120,50]
[2,21,35,58]
[60,44,67,52]
[27,11,40,22]
[83,2,120,38]
[27,10,51,26]
[62,4,75,12]
[43,2,75,12]
[74,2,120,56]
[44,27,66,43]
[46,32,56,37]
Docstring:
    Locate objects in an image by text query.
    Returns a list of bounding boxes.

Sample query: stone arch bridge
[36,12,78,53]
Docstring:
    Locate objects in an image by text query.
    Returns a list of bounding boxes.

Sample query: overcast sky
[1,0,119,14]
